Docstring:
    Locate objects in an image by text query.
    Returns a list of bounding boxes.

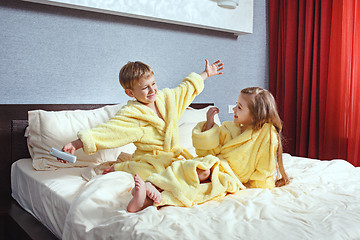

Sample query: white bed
[9,104,360,240]
[11,154,360,239]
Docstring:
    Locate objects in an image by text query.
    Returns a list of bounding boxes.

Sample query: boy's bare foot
[102,165,114,175]
[145,182,161,204]
[127,174,147,212]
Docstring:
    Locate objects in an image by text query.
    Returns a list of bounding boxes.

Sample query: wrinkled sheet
[11,158,86,238]
[62,154,360,240]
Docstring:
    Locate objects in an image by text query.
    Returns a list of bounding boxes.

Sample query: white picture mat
[22,0,253,35]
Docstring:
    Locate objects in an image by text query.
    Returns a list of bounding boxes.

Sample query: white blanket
[62,154,360,240]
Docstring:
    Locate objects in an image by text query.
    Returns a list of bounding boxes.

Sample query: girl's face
[125,75,158,106]
[233,93,253,128]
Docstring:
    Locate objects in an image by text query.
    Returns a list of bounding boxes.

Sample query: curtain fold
[269,0,332,157]
[269,0,360,166]
[348,0,360,166]
[322,0,360,166]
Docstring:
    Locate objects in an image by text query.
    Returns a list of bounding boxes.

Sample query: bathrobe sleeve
[171,72,205,118]
[248,124,278,188]
[78,112,144,155]
[192,121,233,157]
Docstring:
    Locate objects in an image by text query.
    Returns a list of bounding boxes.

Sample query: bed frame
[0,103,211,240]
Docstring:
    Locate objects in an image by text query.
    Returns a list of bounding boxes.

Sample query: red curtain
[269,0,360,166]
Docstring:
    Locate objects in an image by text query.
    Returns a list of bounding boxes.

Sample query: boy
[61,59,223,180]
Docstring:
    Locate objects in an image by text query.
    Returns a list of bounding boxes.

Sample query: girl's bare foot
[127,174,147,212]
[145,182,161,204]
[197,168,211,183]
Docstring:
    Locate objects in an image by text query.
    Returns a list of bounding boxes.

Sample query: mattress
[11,158,86,239]
[11,154,360,240]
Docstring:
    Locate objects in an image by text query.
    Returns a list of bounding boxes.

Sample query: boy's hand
[62,142,76,155]
[201,59,224,80]
[202,107,219,132]
[59,139,83,163]
[59,143,76,163]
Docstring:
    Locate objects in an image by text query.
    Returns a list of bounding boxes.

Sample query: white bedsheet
[61,154,360,240]
[11,158,87,239]
[11,155,360,240]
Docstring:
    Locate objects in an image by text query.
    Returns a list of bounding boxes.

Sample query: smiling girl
[196,86,290,189]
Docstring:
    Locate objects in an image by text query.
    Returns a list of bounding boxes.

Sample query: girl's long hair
[241,87,289,187]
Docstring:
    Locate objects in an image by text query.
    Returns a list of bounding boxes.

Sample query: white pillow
[27,104,136,170]
[27,104,219,170]
[178,106,221,156]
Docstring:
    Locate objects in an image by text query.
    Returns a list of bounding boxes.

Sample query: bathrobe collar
[123,100,165,129]
[221,127,253,151]
[125,89,179,152]
[221,123,273,151]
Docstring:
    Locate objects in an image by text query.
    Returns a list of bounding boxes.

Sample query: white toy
[49,147,77,163]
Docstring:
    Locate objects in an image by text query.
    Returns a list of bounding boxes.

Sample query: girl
[128,87,290,212]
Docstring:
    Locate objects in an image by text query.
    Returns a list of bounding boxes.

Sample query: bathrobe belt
[153,147,193,160]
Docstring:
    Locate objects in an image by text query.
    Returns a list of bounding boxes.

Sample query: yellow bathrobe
[147,121,278,207]
[77,72,203,180]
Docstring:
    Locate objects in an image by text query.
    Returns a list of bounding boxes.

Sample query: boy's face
[233,93,253,127]
[125,75,158,106]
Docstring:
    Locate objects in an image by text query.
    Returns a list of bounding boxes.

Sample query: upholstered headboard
[11,120,29,164]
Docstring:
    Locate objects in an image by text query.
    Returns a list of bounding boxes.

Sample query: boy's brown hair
[119,61,154,90]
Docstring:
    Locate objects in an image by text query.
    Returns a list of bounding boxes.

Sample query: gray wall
[0,0,268,122]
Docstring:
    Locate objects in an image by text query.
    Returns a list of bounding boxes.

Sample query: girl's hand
[200,59,224,79]
[202,107,219,132]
